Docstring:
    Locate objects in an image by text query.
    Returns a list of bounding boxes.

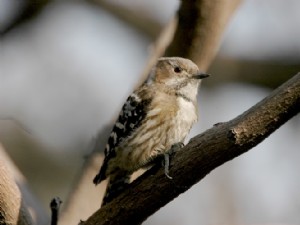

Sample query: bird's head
[147,57,209,99]
[148,57,209,88]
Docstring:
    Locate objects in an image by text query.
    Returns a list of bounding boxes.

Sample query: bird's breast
[177,97,197,122]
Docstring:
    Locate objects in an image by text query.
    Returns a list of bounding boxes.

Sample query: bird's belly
[116,103,197,172]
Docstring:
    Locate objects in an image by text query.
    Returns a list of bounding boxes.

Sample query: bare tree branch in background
[83,72,300,225]
[0,0,51,35]
[87,0,163,40]
[166,0,241,71]
[0,144,49,225]
[140,0,241,83]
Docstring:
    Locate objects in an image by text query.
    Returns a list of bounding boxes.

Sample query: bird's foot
[170,142,184,154]
[162,142,184,179]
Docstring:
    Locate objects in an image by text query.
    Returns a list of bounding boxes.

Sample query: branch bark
[83,72,300,225]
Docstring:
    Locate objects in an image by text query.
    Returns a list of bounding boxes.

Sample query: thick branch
[84,72,300,225]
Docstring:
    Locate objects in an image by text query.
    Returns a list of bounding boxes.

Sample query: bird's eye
[174,67,182,73]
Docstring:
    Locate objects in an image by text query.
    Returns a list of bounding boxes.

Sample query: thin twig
[50,197,62,225]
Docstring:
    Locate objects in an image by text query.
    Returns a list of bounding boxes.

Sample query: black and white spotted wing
[93,93,151,185]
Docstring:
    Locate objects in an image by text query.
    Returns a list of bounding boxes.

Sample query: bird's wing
[105,93,151,156]
[93,91,151,184]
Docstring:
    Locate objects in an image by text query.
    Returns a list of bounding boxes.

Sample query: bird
[93,57,209,206]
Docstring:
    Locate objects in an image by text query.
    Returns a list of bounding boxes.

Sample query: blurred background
[0,0,300,224]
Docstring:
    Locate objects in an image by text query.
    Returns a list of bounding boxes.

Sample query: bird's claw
[162,142,185,179]
[170,142,184,153]
[163,153,173,179]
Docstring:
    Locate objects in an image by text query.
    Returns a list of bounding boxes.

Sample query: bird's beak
[192,72,210,79]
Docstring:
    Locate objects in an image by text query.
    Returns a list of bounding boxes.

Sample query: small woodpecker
[93,57,209,205]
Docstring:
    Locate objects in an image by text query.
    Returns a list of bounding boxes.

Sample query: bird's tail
[93,161,108,185]
[101,171,130,206]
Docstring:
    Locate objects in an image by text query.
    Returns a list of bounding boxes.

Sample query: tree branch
[166,0,241,71]
[0,0,51,35]
[0,144,35,225]
[87,0,163,40]
[83,72,300,225]
[139,0,241,89]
